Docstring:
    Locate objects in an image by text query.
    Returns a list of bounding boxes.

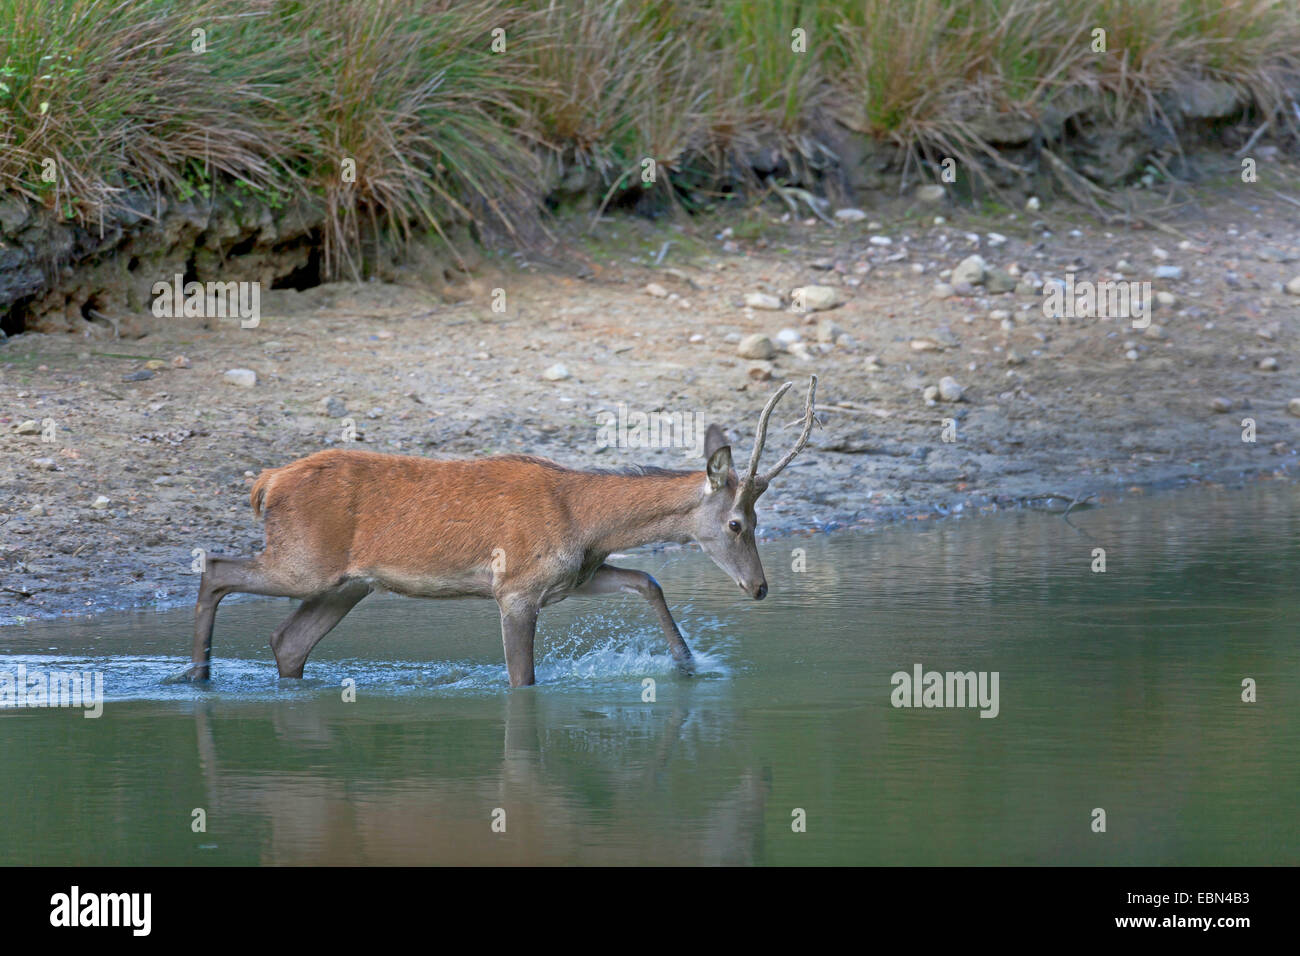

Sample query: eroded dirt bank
[2,183,1298,623]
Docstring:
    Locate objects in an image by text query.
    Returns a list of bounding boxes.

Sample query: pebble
[1258,356,1279,372]
[28,504,44,517]
[986,233,1008,247]
[644,282,669,298]
[916,185,946,203]
[984,269,1016,294]
[92,495,110,510]
[223,368,257,387]
[835,208,868,221]
[775,328,802,348]
[14,420,39,435]
[172,356,191,368]
[1125,349,1139,361]
[791,285,846,311]
[319,396,348,418]
[1210,397,1232,413]
[868,235,892,246]
[1285,276,1300,296]
[922,385,940,405]
[910,337,942,352]
[1006,350,1026,366]
[1154,265,1183,280]
[747,362,774,381]
[1144,325,1167,340]
[542,363,571,381]
[937,376,963,402]
[932,282,954,298]
[989,309,1011,321]
[32,458,57,471]
[743,292,783,310]
[153,475,174,486]
[737,334,776,360]
[1025,197,1041,211]
[1155,291,1177,309]
[952,255,987,286]
[1288,398,1300,418]
[123,370,154,382]
[816,319,844,344]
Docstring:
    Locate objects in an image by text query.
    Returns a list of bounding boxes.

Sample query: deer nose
[753,582,767,601]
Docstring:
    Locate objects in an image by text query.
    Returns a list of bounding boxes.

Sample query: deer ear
[704,424,729,459]
[706,444,732,492]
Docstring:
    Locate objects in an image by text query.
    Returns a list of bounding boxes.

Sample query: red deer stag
[178,376,817,687]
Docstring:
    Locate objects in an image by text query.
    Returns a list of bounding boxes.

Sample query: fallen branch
[1267,189,1300,210]
[1236,120,1270,157]
[765,177,838,226]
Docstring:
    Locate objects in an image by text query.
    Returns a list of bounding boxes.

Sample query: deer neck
[568,471,704,555]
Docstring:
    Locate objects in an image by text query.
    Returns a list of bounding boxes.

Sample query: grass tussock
[1,0,1298,275]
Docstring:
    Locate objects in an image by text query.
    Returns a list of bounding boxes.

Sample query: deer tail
[250,469,275,518]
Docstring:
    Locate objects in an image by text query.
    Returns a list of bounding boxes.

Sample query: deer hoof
[162,664,210,684]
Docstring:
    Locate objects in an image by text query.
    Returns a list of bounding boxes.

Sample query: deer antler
[741,375,818,497]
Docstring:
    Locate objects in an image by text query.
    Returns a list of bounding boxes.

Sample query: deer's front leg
[577,564,694,667]
[497,594,539,688]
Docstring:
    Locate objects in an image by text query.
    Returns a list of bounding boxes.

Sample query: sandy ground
[2,179,1298,623]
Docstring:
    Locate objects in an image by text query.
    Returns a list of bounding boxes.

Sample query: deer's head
[693,376,817,600]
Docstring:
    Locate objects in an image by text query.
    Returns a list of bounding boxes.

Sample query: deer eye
[728,520,742,534]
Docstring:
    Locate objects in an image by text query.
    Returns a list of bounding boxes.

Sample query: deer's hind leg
[174,556,304,682]
[178,554,327,682]
[270,580,373,679]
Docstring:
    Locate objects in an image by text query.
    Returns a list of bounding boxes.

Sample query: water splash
[0,612,734,704]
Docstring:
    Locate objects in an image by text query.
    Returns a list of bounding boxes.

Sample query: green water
[1,484,1297,865]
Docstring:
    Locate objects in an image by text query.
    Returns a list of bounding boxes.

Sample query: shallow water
[1,483,1297,865]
